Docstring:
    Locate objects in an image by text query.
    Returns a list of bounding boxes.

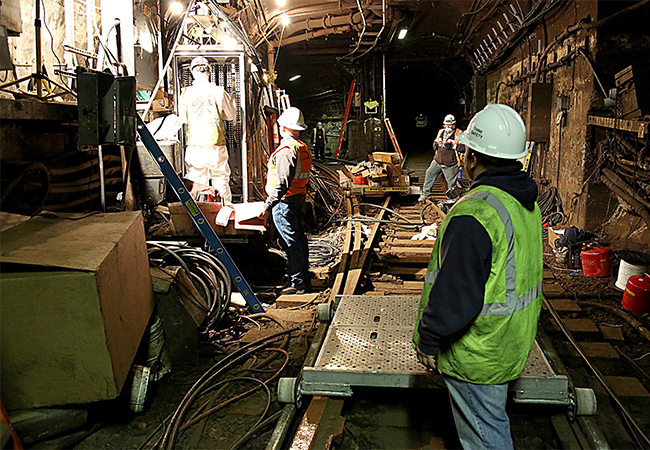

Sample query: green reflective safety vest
[413,185,543,385]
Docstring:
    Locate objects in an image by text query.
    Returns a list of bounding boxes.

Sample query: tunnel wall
[482,1,649,248]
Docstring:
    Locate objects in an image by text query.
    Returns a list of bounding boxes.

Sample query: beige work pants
[184,145,232,203]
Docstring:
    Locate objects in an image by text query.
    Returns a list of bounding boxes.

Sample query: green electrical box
[77,67,136,147]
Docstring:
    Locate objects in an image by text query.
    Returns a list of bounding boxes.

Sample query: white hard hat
[443,114,456,125]
[277,107,307,131]
[458,104,527,159]
[191,56,209,70]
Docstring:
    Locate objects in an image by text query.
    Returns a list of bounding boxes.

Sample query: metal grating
[314,327,421,373]
[521,340,555,378]
[304,295,560,397]
[332,295,420,328]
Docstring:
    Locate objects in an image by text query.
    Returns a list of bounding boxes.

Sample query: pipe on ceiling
[281,25,352,46]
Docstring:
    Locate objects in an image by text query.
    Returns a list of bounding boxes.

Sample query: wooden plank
[587,115,648,138]
[373,266,428,278]
[383,239,435,247]
[377,255,431,264]
[392,231,423,239]
[373,281,424,291]
[385,247,434,256]
[343,198,390,295]
[329,222,352,302]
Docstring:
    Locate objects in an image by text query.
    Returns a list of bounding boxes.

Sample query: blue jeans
[422,160,459,197]
[443,374,513,450]
[272,196,309,288]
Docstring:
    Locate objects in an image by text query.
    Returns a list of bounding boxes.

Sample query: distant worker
[419,114,463,201]
[180,56,236,204]
[413,104,541,450]
[260,107,312,294]
[313,122,327,160]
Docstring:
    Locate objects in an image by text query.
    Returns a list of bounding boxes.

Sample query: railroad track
[268,165,650,449]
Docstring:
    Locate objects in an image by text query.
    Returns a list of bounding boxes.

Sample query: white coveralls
[180,79,236,203]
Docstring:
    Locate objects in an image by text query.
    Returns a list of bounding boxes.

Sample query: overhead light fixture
[169,1,183,15]
[280,14,290,26]
[398,28,408,40]
[276,0,286,5]
[289,74,301,81]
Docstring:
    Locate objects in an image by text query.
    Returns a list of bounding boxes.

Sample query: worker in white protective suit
[179,56,236,204]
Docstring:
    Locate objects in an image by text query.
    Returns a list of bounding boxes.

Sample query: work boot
[280,286,305,295]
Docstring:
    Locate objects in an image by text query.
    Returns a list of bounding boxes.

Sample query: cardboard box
[393,175,410,187]
[0,212,155,409]
[168,202,260,235]
[369,152,402,164]
[386,163,403,177]
[548,225,570,248]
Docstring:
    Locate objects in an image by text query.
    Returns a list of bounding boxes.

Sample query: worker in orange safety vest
[260,107,312,295]
[419,114,465,201]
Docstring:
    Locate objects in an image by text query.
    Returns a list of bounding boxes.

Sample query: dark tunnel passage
[386,63,467,157]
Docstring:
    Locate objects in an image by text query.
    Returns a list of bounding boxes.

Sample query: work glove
[416,345,439,372]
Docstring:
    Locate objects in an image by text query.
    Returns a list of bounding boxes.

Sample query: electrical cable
[40,0,70,89]
[353,202,424,225]
[146,242,232,327]
[340,215,420,230]
[158,327,298,449]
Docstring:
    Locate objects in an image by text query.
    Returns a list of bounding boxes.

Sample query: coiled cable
[147,241,232,328]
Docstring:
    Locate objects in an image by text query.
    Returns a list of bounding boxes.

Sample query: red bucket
[581,244,612,277]
[622,274,650,314]
[353,174,366,185]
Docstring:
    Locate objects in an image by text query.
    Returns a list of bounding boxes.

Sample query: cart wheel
[317,303,332,322]
[277,376,301,407]
[574,387,597,416]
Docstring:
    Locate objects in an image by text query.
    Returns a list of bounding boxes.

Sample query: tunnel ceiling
[229,0,552,104]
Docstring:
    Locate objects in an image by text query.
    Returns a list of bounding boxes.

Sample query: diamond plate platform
[302,295,570,405]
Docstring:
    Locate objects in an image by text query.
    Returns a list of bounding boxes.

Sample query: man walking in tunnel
[260,107,312,295]
[419,114,463,201]
[413,104,543,449]
[312,122,327,160]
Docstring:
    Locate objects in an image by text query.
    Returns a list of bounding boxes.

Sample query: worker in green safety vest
[413,104,542,450]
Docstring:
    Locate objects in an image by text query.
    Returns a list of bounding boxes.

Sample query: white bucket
[615,259,650,290]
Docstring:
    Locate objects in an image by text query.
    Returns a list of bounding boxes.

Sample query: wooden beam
[343,197,390,295]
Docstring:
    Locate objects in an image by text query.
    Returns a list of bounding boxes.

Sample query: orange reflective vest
[435,128,462,165]
[266,139,312,197]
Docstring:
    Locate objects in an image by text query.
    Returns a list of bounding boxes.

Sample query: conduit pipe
[353,0,386,61]
[601,172,650,230]
[602,168,650,211]
[339,0,368,61]
[281,25,352,46]
[576,301,650,344]
[284,11,367,37]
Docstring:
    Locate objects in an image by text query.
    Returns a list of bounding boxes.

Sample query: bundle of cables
[538,186,567,227]
[308,161,347,227]
[138,324,297,450]
[308,237,341,268]
[147,241,232,329]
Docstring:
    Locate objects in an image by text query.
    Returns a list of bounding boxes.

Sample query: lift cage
[173,45,258,203]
